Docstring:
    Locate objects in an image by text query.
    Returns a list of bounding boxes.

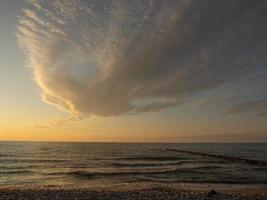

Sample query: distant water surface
[0,142,266,188]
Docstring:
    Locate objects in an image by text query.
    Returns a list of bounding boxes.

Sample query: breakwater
[166,148,267,167]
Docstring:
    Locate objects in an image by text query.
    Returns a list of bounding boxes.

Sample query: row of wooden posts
[166,148,267,167]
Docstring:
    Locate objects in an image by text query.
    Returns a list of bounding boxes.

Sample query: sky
[0,0,266,142]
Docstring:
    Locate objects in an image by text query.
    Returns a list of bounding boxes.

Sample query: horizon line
[0,139,266,144]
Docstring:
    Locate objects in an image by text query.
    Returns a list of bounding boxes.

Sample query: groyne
[166,148,267,167]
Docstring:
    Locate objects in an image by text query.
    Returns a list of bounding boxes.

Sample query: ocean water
[0,142,266,188]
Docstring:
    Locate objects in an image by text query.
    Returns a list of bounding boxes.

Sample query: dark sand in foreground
[0,187,266,200]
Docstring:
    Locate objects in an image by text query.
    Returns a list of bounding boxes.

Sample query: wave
[111,161,191,167]
[112,156,189,161]
[0,158,67,163]
[191,166,222,170]
[44,169,267,184]
[0,169,34,174]
[44,168,205,178]
[0,166,28,170]
[252,167,267,171]
[136,176,267,184]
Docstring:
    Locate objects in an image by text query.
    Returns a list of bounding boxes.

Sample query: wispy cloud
[196,95,236,108]
[226,99,267,116]
[254,111,267,117]
[31,124,48,129]
[18,0,267,118]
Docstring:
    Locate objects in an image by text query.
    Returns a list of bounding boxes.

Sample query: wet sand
[0,187,266,200]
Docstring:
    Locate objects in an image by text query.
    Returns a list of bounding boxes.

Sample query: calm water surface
[0,142,266,187]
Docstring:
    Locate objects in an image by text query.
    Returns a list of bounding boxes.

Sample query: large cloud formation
[18,0,267,117]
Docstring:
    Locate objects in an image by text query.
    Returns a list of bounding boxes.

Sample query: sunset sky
[0,0,266,142]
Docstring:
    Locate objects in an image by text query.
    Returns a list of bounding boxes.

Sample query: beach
[0,186,266,200]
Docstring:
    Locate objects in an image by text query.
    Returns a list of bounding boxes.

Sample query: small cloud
[254,111,267,118]
[131,99,184,114]
[196,95,236,108]
[31,115,82,128]
[226,99,267,116]
[31,124,48,129]
[48,115,84,126]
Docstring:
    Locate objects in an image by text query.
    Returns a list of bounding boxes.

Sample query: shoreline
[1,182,266,190]
[0,185,266,200]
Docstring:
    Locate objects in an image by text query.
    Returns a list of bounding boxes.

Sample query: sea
[0,142,266,189]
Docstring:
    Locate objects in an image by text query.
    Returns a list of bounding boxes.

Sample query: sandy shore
[0,187,266,200]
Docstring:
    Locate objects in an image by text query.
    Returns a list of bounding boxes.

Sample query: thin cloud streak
[226,99,267,116]
[196,95,236,108]
[18,0,267,118]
